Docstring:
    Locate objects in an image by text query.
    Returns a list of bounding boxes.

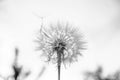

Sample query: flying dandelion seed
[35,22,85,80]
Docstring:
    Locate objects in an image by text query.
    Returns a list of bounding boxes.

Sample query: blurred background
[0,0,120,80]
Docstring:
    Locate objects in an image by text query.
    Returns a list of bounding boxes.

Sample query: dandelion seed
[36,22,85,80]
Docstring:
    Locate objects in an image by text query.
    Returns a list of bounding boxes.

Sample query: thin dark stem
[58,65,61,80]
[57,51,62,80]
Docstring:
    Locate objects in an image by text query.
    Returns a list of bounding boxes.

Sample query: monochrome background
[0,0,120,80]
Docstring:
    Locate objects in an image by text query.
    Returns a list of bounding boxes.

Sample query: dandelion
[36,22,85,80]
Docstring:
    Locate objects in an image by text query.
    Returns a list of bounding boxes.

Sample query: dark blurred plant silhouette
[12,47,22,80]
[0,47,31,80]
[0,46,46,80]
[10,47,31,80]
[84,66,120,80]
[84,66,103,80]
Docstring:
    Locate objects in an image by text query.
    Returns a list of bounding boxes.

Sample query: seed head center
[53,39,66,52]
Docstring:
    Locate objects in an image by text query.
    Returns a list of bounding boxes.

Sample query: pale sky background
[0,0,120,80]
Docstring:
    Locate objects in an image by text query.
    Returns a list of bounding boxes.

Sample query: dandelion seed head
[36,22,85,65]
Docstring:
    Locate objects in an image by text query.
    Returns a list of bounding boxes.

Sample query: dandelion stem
[58,65,61,80]
[57,51,62,80]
